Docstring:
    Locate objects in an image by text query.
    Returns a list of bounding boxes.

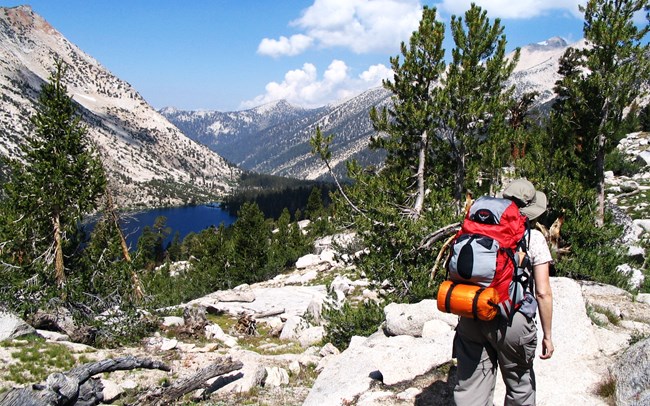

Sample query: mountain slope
[0,6,239,208]
[162,38,577,180]
[509,36,583,105]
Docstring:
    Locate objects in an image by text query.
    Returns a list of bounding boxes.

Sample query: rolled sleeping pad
[436,280,499,321]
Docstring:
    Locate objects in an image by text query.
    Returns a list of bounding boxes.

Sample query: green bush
[323,300,385,351]
[89,306,159,348]
[554,210,629,289]
[605,148,645,177]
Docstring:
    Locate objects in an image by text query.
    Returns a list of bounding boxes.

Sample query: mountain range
[0,6,239,208]
[1,5,581,206]
[161,36,578,180]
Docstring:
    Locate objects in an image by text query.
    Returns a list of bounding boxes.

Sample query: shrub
[323,300,385,351]
[554,210,629,288]
[605,148,645,177]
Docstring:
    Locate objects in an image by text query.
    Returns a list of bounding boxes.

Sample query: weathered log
[136,356,243,405]
[27,309,96,345]
[254,308,285,318]
[234,313,257,336]
[171,306,209,339]
[68,356,170,383]
[0,356,170,406]
[75,378,103,406]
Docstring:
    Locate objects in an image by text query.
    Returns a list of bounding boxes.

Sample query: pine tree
[560,0,649,225]
[438,4,519,204]
[166,231,182,262]
[311,5,521,302]
[2,59,106,292]
[369,5,446,220]
[135,216,169,269]
[305,186,325,220]
[231,202,271,284]
[270,207,309,269]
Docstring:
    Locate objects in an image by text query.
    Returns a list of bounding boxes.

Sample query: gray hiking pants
[453,312,538,406]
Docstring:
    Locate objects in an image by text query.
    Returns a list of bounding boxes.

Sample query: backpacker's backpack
[436,196,533,321]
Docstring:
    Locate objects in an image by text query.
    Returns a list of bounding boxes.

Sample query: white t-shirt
[528,229,553,266]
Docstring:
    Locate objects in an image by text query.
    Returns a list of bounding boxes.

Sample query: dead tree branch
[419,222,461,250]
[136,357,243,405]
[310,127,384,226]
[0,356,170,406]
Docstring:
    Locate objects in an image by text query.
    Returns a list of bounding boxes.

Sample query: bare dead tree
[103,187,144,301]
[136,357,243,405]
[0,356,169,406]
[0,355,244,406]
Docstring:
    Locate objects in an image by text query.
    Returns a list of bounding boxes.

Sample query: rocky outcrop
[0,311,36,341]
[612,337,650,406]
[305,277,635,406]
[1,229,649,405]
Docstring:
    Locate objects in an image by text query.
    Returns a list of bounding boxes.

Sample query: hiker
[453,178,554,406]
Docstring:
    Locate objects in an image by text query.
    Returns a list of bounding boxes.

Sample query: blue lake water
[118,204,237,249]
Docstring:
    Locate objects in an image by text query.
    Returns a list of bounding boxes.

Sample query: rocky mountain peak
[3,5,57,36]
[0,6,239,208]
[163,35,581,182]
[526,36,569,50]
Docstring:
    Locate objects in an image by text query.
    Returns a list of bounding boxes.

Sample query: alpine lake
[114,204,236,249]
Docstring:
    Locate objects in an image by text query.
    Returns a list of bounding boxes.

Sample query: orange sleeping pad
[436,280,499,321]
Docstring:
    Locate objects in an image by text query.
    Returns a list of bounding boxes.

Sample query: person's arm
[534,262,554,360]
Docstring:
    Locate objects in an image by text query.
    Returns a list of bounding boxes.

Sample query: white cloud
[257,0,422,57]
[436,0,585,19]
[257,34,314,57]
[296,0,423,53]
[240,60,393,109]
[360,63,393,84]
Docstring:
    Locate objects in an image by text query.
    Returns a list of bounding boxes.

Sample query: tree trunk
[105,189,145,300]
[596,136,606,227]
[52,213,65,288]
[595,99,611,227]
[0,356,170,406]
[411,129,428,220]
[454,146,466,215]
[136,357,243,405]
[106,191,131,263]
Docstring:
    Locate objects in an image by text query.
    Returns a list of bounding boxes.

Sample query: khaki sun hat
[501,178,547,220]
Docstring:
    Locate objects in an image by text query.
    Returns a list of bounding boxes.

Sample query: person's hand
[540,337,554,359]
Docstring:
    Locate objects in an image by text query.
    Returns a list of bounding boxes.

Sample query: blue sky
[3,1,587,111]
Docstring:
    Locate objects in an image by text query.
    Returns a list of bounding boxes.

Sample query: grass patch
[206,312,304,355]
[2,337,77,385]
[239,323,304,355]
[290,363,319,388]
[628,331,649,346]
[587,304,621,326]
[311,272,337,288]
[596,373,617,404]
[206,313,238,332]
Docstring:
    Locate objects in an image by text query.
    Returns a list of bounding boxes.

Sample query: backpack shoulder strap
[518,219,534,293]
